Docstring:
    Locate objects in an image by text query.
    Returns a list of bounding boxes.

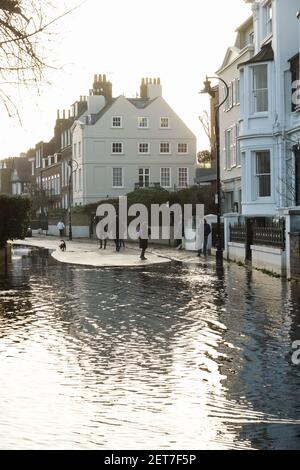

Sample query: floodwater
[0,245,300,450]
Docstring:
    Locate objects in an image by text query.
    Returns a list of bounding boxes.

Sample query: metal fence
[253,219,285,249]
[229,222,246,244]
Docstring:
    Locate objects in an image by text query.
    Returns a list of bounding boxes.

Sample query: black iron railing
[230,222,246,244]
[253,219,285,249]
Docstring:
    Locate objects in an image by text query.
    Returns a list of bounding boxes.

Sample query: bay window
[252,64,268,113]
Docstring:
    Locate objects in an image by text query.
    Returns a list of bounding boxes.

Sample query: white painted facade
[240,0,300,216]
[71,81,196,206]
[217,16,254,214]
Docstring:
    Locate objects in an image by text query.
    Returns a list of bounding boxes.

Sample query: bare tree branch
[0,0,86,118]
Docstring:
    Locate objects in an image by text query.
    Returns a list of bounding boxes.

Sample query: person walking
[198,219,211,257]
[114,214,120,252]
[138,223,149,260]
[57,220,65,238]
[99,238,107,249]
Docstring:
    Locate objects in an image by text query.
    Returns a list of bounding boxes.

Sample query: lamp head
[200,76,215,97]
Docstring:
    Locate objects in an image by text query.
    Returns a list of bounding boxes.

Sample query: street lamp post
[200,76,229,268]
[67,159,78,241]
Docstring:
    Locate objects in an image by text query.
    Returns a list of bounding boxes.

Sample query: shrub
[0,195,31,248]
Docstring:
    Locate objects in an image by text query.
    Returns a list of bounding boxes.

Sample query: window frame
[160,142,171,154]
[138,142,150,154]
[160,117,170,129]
[138,167,150,188]
[160,167,171,188]
[251,63,269,114]
[264,0,273,37]
[255,150,272,199]
[177,143,188,154]
[138,116,149,129]
[112,116,123,128]
[112,167,124,188]
[111,142,124,154]
[178,167,189,188]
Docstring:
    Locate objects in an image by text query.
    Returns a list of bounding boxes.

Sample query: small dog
[59,240,66,252]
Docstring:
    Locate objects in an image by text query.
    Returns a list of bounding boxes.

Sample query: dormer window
[264,1,273,37]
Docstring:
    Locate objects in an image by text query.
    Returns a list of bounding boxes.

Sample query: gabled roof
[218,46,240,71]
[82,96,160,126]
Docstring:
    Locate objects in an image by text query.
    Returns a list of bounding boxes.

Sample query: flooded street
[0,245,300,449]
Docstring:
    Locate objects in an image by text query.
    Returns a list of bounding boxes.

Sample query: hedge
[0,195,31,248]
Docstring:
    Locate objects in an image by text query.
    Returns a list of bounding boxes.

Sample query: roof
[127,97,158,109]
[89,99,116,125]
[235,15,253,33]
[239,42,274,67]
[88,96,159,125]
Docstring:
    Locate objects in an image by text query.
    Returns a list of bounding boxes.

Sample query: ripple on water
[0,247,300,449]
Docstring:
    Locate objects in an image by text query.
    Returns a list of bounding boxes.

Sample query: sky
[0,0,251,159]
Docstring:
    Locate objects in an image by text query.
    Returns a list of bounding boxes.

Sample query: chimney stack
[140,77,162,99]
[91,73,112,101]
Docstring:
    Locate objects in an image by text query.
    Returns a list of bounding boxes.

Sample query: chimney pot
[57,110,60,119]
[103,74,106,82]
[157,77,161,85]
[94,74,97,82]
[154,78,157,85]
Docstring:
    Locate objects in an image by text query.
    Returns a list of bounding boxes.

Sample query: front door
[295,151,300,206]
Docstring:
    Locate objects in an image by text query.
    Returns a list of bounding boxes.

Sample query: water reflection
[0,245,299,449]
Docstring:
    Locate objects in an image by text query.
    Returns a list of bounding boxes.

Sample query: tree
[0,194,31,248]
[197,150,212,166]
[0,0,81,117]
[198,111,213,149]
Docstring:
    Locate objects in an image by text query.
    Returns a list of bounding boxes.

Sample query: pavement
[12,236,216,268]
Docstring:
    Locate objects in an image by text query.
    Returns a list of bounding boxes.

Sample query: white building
[217,15,254,214]
[71,76,196,206]
[239,0,300,216]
